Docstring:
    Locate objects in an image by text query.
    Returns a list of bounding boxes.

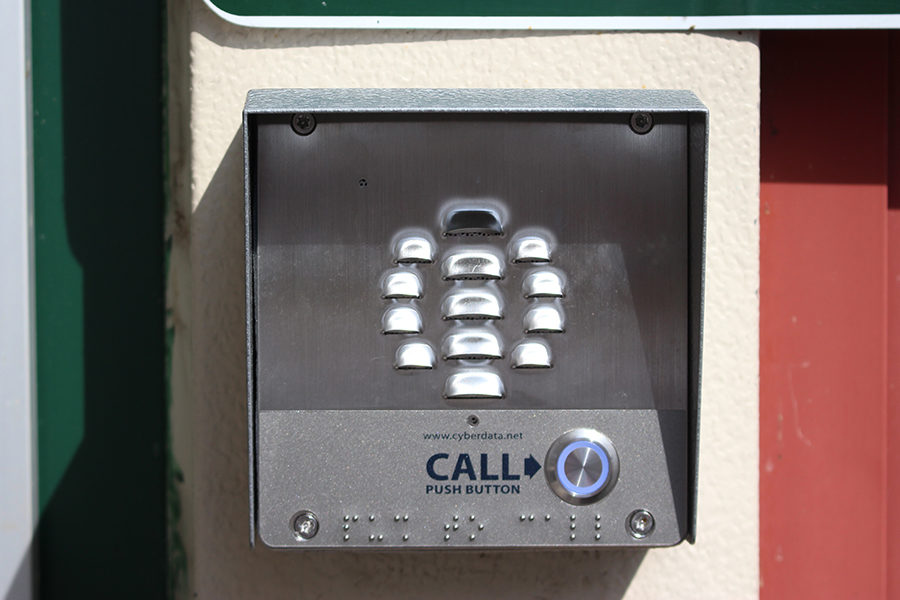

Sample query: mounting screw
[291,113,316,136]
[627,509,655,539]
[629,112,653,135]
[467,414,480,427]
[290,511,319,541]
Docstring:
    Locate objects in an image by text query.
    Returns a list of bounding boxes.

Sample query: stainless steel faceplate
[245,89,707,549]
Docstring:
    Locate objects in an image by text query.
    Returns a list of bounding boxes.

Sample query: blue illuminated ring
[556,440,610,496]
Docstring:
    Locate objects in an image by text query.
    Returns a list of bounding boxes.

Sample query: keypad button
[511,236,551,263]
[442,291,503,320]
[510,341,552,368]
[395,342,436,369]
[523,305,564,333]
[442,251,504,280]
[443,208,503,236]
[382,306,423,334]
[382,270,423,299]
[443,371,505,399]
[523,270,565,298]
[442,330,503,360]
[394,237,434,263]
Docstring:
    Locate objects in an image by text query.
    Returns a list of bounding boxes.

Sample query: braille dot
[570,515,576,521]
[595,515,601,521]
[343,534,349,541]
[369,534,375,541]
[444,534,450,541]
[570,533,576,540]
[403,515,409,522]
[394,515,400,522]
[452,524,459,530]
[377,534,383,541]
[453,515,459,521]
[528,515,535,521]
[545,515,551,521]
[595,523,601,530]
[595,534,601,540]
[478,524,484,530]
[570,524,576,530]
[402,534,409,541]
[343,515,350,522]
[369,515,375,522]
[352,515,359,522]
[469,515,475,521]
[519,515,526,521]
[342,524,349,531]
[444,524,450,531]
[469,534,476,541]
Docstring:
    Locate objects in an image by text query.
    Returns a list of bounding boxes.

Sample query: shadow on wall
[187,128,647,598]
[31,0,167,597]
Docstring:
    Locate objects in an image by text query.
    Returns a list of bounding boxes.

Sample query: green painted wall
[32,0,167,596]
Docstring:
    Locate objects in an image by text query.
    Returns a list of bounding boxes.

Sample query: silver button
[442,330,503,360]
[442,291,503,320]
[394,237,434,263]
[511,236,551,263]
[523,305,564,333]
[443,208,503,236]
[395,342,436,369]
[382,306,423,334]
[511,341,552,368]
[443,371,505,399]
[442,251,504,280]
[382,270,423,299]
[523,270,565,298]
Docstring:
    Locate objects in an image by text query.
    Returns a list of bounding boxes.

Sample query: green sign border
[209,0,900,18]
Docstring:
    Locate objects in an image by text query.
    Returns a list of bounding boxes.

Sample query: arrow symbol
[524,454,541,479]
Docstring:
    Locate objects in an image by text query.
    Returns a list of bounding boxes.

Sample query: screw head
[291,511,319,541]
[291,113,316,135]
[627,509,655,539]
[629,112,653,135]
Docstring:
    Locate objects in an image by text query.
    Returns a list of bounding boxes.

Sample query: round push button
[545,429,619,505]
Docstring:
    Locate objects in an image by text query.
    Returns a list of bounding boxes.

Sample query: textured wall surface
[170,0,760,596]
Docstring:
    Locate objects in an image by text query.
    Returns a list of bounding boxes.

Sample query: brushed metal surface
[253,112,688,411]
[257,410,686,548]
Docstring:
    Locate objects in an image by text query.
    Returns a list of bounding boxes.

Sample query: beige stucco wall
[168,1,760,597]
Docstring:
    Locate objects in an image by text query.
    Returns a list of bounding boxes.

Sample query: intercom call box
[244,89,707,549]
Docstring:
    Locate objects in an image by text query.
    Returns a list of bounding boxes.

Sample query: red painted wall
[760,31,897,599]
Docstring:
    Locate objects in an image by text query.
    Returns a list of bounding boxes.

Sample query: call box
[244,89,707,548]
